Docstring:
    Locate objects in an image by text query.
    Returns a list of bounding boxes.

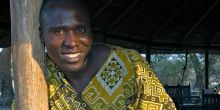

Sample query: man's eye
[76,26,86,33]
[54,29,64,34]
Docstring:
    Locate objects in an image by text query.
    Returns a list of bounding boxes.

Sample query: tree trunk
[0,48,14,106]
[190,54,204,90]
[10,0,48,110]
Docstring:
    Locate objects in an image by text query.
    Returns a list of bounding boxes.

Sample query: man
[40,0,176,109]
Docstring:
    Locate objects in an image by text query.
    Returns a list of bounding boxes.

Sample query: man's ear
[39,27,44,44]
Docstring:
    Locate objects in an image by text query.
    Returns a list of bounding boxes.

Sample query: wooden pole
[146,45,151,64]
[10,0,48,110]
[205,49,209,89]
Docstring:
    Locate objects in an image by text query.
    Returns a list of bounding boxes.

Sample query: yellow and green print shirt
[47,46,176,110]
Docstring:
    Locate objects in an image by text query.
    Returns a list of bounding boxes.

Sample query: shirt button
[72,94,76,98]
[56,92,60,96]
[50,101,54,106]
[126,100,131,105]
[82,103,87,107]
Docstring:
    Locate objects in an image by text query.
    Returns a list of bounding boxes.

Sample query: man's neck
[62,44,111,95]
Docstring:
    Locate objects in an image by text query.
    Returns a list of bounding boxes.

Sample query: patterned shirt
[47,46,176,110]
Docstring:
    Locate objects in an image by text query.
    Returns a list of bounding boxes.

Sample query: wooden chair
[164,84,182,109]
[202,91,220,110]
[164,84,192,110]
[180,84,191,98]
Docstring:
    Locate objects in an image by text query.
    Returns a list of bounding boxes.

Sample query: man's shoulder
[109,44,139,55]
[95,43,147,65]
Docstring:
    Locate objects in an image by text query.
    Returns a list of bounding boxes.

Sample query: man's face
[41,3,93,73]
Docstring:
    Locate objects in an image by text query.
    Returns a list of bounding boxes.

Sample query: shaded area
[1,0,220,53]
[84,0,220,53]
[0,0,10,48]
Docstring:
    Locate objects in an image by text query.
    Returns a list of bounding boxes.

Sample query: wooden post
[205,48,209,89]
[10,0,48,110]
[146,45,151,64]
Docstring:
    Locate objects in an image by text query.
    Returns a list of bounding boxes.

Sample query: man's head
[40,0,93,73]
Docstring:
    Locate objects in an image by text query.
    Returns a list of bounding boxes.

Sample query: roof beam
[180,0,220,42]
[151,0,191,40]
[107,0,139,30]
[91,0,113,20]
[128,3,162,36]
[207,28,220,46]
[104,33,220,50]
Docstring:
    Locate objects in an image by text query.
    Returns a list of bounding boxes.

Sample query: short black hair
[39,0,90,28]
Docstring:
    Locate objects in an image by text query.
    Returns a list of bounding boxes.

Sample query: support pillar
[10,0,48,109]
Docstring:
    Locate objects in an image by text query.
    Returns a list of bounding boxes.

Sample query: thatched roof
[1,0,220,53]
[85,0,220,53]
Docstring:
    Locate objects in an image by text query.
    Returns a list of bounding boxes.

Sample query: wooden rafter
[105,33,220,50]
[151,0,191,40]
[107,0,139,30]
[91,0,113,20]
[180,0,220,43]
[126,3,162,38]
[207,28,220,46]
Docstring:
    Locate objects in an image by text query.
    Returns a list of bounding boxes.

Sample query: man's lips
[60,52,82,63]
[63,53,81,58]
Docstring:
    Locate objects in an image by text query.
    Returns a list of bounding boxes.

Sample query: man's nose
[64,32,80,47]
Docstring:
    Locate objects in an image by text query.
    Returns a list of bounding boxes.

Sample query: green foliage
[151,53,220,89]
[209,55,220,88]
[151,54,186,85]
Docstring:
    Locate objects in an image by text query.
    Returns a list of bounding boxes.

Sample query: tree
[152,53,220,90]
[188,53,204,90]
[209,54,220,88]
[151,54,186,85]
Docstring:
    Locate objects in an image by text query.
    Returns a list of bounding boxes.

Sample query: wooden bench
[164,84,191,110]
[202,92,220,110]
